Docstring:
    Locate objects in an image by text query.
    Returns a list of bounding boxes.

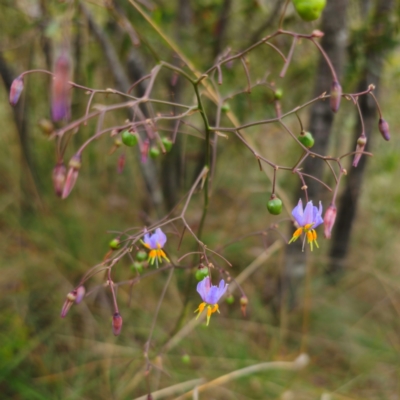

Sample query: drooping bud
[9,75,24,106]
[312,30,324,38]
[324,204,337,239]
[75,286,86,304]
[240,296,248,317]
[378,118,390,141]
[141,139,150,163]
[330,80,342,113]
[52,162,67,197]
[62,153,82,199]
[117,153,126,174]
[352,135,367,167]
[61,289,77,318]
[112,312,123,336]
[52,52,71,121]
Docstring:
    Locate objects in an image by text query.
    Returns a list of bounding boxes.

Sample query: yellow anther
[289,228,303,244]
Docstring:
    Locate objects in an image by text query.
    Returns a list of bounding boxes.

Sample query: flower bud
[378,118,390,141]
[9,76,24,106]
[62,154,81,199]
[117,153,125,174]
[352,135,367,167]
[52,53,71,121]
[240,296,248,317]
[61,289,77,318]
[75,286,86,304]
[312,29,324,38]
[112,312,123,336]
[324,204,337,239]
[52,162,67,197]
[330,80,342,113]
[141,139,150,163]
[38,118,55,136]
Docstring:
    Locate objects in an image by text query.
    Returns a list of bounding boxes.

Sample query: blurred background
[1,0,400,399]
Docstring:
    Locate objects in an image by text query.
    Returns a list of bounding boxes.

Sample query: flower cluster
[289,199,323,251]
[195,276,228,326]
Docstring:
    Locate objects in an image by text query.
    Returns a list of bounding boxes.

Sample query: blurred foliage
[1,0,400,399]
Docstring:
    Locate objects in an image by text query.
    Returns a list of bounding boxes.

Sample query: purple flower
[51,53,71,121]
[289,199,323,251]
[142,228,169,265]
[195,277,228,325]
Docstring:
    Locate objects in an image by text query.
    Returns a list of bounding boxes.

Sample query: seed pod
[330,80,342,113]
[62,154,82,199]
[324,204,337,239]
[112,312,123,336]
[9,76,24,106]
[52,162,67,197]
[378,118,390,141]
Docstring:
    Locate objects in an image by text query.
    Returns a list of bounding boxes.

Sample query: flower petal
[313,201,324,228]
[205,280,228,305]
[291,199,304,226]
[303,201,314,226]
[197,277,210,302]
[154,228,167,248]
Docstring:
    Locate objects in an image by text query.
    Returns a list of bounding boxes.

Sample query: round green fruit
[131,262,144,273]
[149,146,160,159]
[267,197,283,215]
[161,137,173,152]
[181,354,190,364]
[298,131,315,148]
[121,130,138,147]
[136,250,148,262]
[195,267,209,281]
[221,103,230,112]
[274,88,283,100]
[292,0,326,21]
[109,238,121,250]
[225,294,235,305]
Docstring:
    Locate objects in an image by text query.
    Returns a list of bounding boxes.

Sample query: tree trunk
[327,0,396,278]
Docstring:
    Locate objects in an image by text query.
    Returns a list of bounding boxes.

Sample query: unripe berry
[131,262,143,273]
[161,137,173,152]
[298,131,315,148]
[195,266,209,281]
[136,250,148,262]
[149,147,160,159]
[225,294,235,305]
[109,238,121,250]
[267,196,283,215]
[121,130,138,147]
[292,0,326,21]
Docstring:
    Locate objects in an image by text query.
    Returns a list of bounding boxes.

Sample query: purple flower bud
[62,154,82,199]
[141,139,150,163]
[61,289,77,318]
[117,153,125,174]
[240,296,248,317]
[352,135,367,167]
[52,162,67,197]
[324,204,337,239]
[9,76,24,106]
[330,80,342,113]
[378,118,390,141]
[75,286,86,304]
[112,312,123,336]
[52,53,71,121]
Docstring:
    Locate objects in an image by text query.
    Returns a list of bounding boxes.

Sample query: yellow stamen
[194,302,206,319]
[289,227,303,244]
[307,231,314,251]
[206,306,212,326]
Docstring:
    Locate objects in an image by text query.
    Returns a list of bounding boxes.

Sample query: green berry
[274,89,283,100]
[195,267,209,281]
[109,238,121,250]
[221,103,230,112]
[292,0,326,21]
[131,262,143,273]
[161,137,173,152]
[121,130,138,147]
[225,294,235,305]
[181,354,190,364]
[136,250,148,262]
[149,147,160,159]
[267,197,283,215]
[298,131,315,148]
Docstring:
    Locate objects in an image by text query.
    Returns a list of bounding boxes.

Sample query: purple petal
[312,202,324,228]
[303,201,314,225]
[143,232,151,246]
[197,277,210,301]
[291,199,305,226]
[205,280,228,305]
[154,228,167,248]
